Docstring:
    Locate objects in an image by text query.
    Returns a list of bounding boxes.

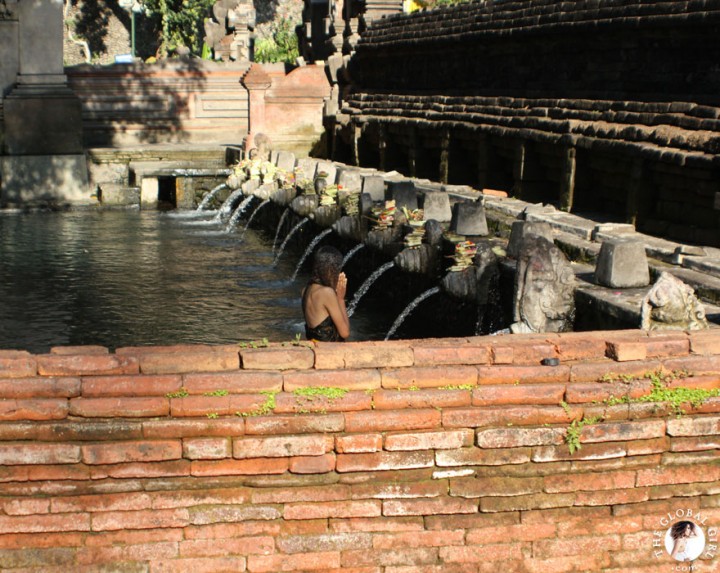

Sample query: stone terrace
[0,330,718,571]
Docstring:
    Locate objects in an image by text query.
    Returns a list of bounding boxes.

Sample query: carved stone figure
[640,272,708,331]
[204,0,255,62]
[511,235,576,334]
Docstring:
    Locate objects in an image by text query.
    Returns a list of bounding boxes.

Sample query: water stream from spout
[291,228,333,282]
[273,217,310,266]
[342,243,365,269]
[196,183,227,211]
[214,189,244,221]
[272,208,291,253]
[239,199,270,240]
[384,286,441,340]
[224,196,255,233]
[346,261,395,317]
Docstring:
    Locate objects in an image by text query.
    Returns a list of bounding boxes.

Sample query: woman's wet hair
[670,521,696,540]
[311,246,343,288]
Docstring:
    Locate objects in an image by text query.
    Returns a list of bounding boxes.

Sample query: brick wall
[0,329,719,571]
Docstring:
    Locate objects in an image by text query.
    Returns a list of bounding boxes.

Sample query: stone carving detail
[204,0,256,62]
[640,272,708,331]
[511,235,576,334]
[0,0,17,20]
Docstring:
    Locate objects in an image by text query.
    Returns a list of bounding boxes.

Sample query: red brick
[82,440,182,465]
[233,434,333,458]
[179,535,274,557]
[329,516,424,533]
[91,508,189,531]
[531,443,627,462]
[350,480,445,500]
[183,371,283,394]
[336,451,434,473]
[569,359,662,382]
[151,489,251,510]
[150,556,247,573]
[182,437,232,459]
[472,384,565,406]
[275,390,372,414]
[381,366,478,389]
[188,504,282,526]
[645,332,690,358]
[670,436,720,451]
[476,365,569,385]
[663,354,720,374]
[554,332,608,362]
[425,512,518,531]
[451,476,543,497]
[83,528,183,547]
[383,496,478,516]
[476,427,565,448]
[70,397,168,417]
[143,419,245,439]
[579,420,666,443]
[435,447,531,467]
[372,388,471,410]
[276,532,372,553]
[606,340,647,362]
[345,409,441,432]
[284,500,381,520]
[491,345,514,364]
[0,443,80,465]
[0,356,37,378]
[0,513,91,534]
[384,430,473,451]
[480,492,575,512]
[385,566,480,573]
[119,346,240,374]
[314,340,414,369]
[91,459,189,480]
[336,434,383,453]
[2,498,50,515]
[575,487,650,506]
[81,375,181,397]
[190,458,288,476]
[51,345,109,355]
[564,380,652,403]
[342,547,439,567]
[0,377,79,398]
[240,346,314,370]
[442,406,539,428]
[249,551,340,572]
[283,368,381,391]
[625,436,670,456]
[0,463,90,482]
[523,554,611,573]
[251,484,351,504]
[76,541,179,565]
[50,492,153,513]
[0,531,85,549]
[544,469,637,493]
[465,522,556,544]
[170,394,268,417]
[439,542,526,563]
[689,331,720,355]
[636,463,720,487]
[0,399,69,421]
[533,533,621,558]
[412,341,491,366]
[373,529,465,549]
[290,453,336,473]
[37,354,139,376]
[244,413,344,435]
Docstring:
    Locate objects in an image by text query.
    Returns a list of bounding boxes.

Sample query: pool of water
[0,209,389,353]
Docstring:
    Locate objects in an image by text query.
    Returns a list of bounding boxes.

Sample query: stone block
[506,221,553,259]
[295,158,318,181]
[276,151,296,173]
[387,181,417,211]
[361,175,385,202]
[315,161,337,184]
[1,155,91,206]
[422,191,452,222]
[337,169,362,192]
[140,177,159,209]
[450,202,488,236]
[594,239,650,288]
[99,183,140,206]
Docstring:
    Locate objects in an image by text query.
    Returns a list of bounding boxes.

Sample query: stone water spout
[394,244,439,276]
[510,235,576,334]
[640,272,708,331]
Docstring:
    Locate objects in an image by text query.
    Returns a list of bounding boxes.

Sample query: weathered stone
[276,150,296,173]
[640,272,708,331]
[594,239,650,288]
[387,181,417,211]
[361,175,386,202]
[422,191,452,222]
[337,169,362,192]
[315,161,337,184]
[450,202,488,236]
[506,221,554,259]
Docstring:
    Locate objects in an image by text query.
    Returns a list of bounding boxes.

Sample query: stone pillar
[241,63,272,156]
[559,146,577,212]
[439,129,450,184]
[1,0,89,206]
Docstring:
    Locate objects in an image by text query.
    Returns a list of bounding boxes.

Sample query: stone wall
[0,330,719,571]
[329,0,720,246]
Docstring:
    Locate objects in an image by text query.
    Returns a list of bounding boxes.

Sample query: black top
[302,283,346,342]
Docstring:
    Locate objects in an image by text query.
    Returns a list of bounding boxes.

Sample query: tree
[141,0,215,57]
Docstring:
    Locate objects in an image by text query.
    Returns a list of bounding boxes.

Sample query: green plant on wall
[254,18,299,64]
[142,0,215,57]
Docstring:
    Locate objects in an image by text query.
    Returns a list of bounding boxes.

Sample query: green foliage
[565,416,601,455]
[239,338,270,349]
[238,391,277,417]
[438,384,475,390]
[203,389,229,397]
[206,412,219,419]
[254,18,299,64]
[142,0,215,57]
[166,388,189,398]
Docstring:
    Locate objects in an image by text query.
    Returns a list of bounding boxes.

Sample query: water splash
[347,261,395,317]
[384,286,441,340]
[273,217,309,266]
[196,183,227,211]
[224,196,255,233]
[342,243,365,269]
[291,228,333,282]
[239,199,270,240]
[272,208,290,253]
[214,189,244,221]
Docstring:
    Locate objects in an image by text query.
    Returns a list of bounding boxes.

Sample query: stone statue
[640,272,708,331]
[511,235,576,333]
[204,0,255,62]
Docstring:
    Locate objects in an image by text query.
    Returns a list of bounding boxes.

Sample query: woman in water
[670,521,701,562]
[302,246,350,342]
